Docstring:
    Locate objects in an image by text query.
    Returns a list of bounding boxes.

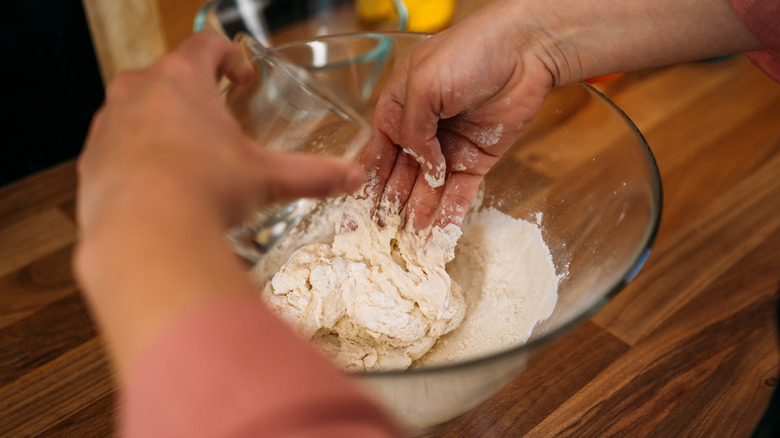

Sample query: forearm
[122,296,403,438]
[486,0,764,85]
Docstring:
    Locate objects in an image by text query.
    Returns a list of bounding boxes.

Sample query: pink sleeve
[729,0,780,82]
[120,296,405,438]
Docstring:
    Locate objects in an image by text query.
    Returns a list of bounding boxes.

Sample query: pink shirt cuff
[120,295,404,438]
[729,0,780,82]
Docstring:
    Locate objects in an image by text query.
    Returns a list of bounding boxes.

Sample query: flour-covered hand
[361,0,554,231]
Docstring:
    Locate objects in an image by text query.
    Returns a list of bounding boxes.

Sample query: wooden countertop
[2,2,780,437]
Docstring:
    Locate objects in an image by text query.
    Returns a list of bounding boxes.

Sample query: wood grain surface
[3,1,780,437]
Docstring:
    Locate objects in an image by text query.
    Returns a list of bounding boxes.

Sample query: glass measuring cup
[194,0,408,47]
[223,33,373,263]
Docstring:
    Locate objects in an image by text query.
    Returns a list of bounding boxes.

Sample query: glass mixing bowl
[242,32,662,435]
[194,0,408,47]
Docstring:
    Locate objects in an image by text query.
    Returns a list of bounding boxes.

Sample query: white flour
[251,198,559,371]
[415,208,558,367]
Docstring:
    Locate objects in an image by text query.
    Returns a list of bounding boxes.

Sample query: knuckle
[405,68,434,96]
[194,30,231,51]
[154,53,195,79]
[106,71,139,101]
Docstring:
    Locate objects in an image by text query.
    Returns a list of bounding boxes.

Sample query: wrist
[502,0,763,86]
[471,0,584,87]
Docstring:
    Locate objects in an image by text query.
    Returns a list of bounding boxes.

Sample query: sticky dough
[262,197,466,372]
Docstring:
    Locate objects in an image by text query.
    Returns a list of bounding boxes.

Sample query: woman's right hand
[360,0,557,231]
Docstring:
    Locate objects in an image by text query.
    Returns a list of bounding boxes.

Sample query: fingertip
[226,43,255,85]
[344,162,365,192]
[433,172,482,229]
[325,160,364,197]
[405,177,444,232]
[436,201,466,229]
[256,152,365,205]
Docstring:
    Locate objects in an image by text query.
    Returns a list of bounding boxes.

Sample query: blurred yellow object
[356,0,399,23]
[357,0,455,32]
[405,0,456,32]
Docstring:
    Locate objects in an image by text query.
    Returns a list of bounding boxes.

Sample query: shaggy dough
[263,197,466,372]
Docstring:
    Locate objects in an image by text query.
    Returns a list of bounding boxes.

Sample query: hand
[362,0,763,233]
[75,32,364,374]
[361,1,554,231]
[78,32,364,238]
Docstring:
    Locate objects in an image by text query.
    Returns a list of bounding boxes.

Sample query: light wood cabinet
[80,0,494,83]
[81,0,205,83]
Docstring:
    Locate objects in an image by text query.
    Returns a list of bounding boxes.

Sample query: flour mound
[415,208,559,367]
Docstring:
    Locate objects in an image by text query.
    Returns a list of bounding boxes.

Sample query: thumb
[253,150,365,206]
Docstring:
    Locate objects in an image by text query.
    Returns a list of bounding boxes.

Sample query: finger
[399,71,447,188]
[401,129,490,231]
[356,131,399,207]
[172,31,254,86]
[433,172,483,229]
[376,152,417,226]
[340,132,398,232]
[375,55,447,190]
[438,128,496,176]
[405,173,446,232]
[254,150,364,207]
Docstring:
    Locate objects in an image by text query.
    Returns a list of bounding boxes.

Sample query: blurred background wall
[1,0,104,186]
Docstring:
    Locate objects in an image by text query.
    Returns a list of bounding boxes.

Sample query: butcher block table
[3,3,780,437]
